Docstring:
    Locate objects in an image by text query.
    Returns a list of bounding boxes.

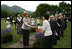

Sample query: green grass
[1,19,71,48]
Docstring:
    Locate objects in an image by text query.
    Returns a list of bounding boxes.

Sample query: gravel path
[6,34,36,48]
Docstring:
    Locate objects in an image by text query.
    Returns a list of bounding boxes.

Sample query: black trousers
[64,23,67,30]
[43,35,53,48]
[60,27,64,37]
[21,29,29,46]
[57,30,60,40]
[53,34,57,45]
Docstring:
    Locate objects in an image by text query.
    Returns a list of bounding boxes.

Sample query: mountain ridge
[1,4,33,14]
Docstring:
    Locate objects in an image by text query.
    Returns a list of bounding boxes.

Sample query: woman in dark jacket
[15,13,23,42]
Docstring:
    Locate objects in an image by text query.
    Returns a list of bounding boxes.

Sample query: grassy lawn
[1,19,71,48]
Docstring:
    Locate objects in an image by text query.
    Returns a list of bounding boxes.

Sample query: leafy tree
[32,1,71,18]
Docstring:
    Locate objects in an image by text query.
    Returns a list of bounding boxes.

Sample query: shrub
[1,29,13,44]
[34,32,44,39]
[33,32,44,48]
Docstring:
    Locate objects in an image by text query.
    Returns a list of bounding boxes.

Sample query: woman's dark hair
[43,13,49,20]
[16,13,20,16]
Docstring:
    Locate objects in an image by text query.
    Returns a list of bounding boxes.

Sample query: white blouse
[21,17,31,30]
[17,17,22,22]
[41,20,52,36]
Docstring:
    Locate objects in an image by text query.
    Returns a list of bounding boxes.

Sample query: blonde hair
[23,11,28,16]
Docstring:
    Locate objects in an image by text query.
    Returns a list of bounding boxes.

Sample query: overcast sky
[1,1,71,11]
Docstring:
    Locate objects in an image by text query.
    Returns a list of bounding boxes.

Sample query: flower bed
[1,29,13,44]
[33,32,44,48]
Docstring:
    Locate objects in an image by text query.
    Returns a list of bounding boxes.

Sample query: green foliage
[32,1,71,18]
[1,9,15,18]
[36,3,51,17]
[1,32,13,44]
[1,32,11,38]
[59,1,71,15]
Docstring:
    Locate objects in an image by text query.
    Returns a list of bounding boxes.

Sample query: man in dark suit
[61,16,65,37]
[49,16,60,45]
[59,14,65,37]
[63,15,67,30]
[55,14,61,40]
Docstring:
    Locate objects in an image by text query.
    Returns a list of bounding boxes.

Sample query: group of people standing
[49,13,67,48]
[5,11,68,48]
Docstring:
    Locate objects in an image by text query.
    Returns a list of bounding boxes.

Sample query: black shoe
[24,46,29,48]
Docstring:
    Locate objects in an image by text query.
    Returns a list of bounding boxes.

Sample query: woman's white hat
[7,17,10,19]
